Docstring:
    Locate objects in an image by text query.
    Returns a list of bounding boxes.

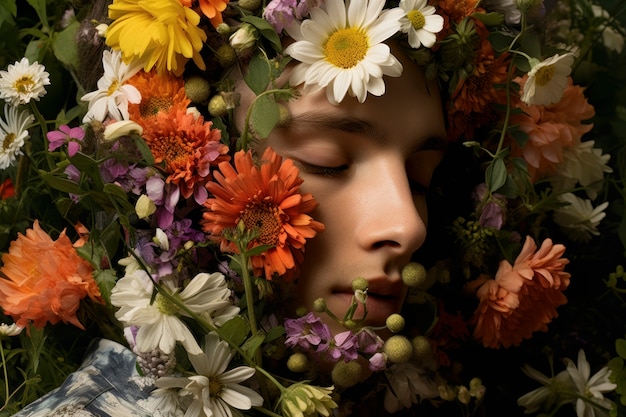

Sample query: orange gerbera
[202,147,325,282]
[510,77,595,181]
[142,108,229,200]
[0,220,103,330]
[0,178,14,199]
[471,236,570,348]
[127,69,191,128]
[199,0,229,27]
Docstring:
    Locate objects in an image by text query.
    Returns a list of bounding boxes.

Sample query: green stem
[0,341,9,408]
[29,102,54,171]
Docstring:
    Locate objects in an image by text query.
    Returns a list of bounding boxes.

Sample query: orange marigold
[142,108,229,201]
[510,77,595,181]
[199,0,229,27]
[202,147,325,282]
[471,236,571,348]
[0,220,103,330]
[127,69,191,127]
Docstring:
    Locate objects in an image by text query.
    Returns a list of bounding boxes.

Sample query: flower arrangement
[0,0,624,416]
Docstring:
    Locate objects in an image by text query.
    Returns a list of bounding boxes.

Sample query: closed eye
[294,160,349,177]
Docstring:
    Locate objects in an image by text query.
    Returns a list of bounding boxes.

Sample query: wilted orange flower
[471,236,570,348]
[0,220,103,330]
[202,147,325,282]
[0,178,14,199]
[142,108,229,200]
[511,77,595,181]
[127,69,191,127]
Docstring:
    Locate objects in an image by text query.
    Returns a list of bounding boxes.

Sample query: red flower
[202,148,325,281]
[0,178,14,199]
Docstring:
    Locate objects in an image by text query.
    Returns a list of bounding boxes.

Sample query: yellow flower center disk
[2,133,15,150]
[152,134,192,171]
[324,27,369,69]
[14,76,35,94]
[141,97,174,118]
[241,202,281,246]
[155,293,181,316]
[407,10,426,30]
[535,65,555,87]
[209,379,223,396]
[107,79,120,96]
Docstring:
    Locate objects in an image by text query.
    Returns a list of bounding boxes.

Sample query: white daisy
[284,0,405,104]
[81,49,143,122]
[0,57,50,106]
[551,140,613,200]
[553,192,609,242]
[398,0,443,49]
[521,53,575,106]
[517,364,574,414]
[0,104,35,169]
[155,332,263,417]
[0,322,24,337]
[564,349,617,417]
[110,270,237,355]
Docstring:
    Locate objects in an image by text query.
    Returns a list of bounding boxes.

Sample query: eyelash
[295,160,348,177]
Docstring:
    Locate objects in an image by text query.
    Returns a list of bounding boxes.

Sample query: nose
[353,156,426,256]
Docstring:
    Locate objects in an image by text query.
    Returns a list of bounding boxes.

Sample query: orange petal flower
[142,108,229,200]
[471,236,571,348]
[202,148,325,282]
[199,0,229,27]
[0,220,104,330]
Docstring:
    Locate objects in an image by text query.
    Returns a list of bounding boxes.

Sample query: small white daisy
[81,49,143,122]
[284,0,405,104]
[155,332,263,417]
[0,322,24,337]
[0,104,35,169]
[398,0,443,49]
[521,53,574,106]
[110,270,238,355]
[564,349,617,417]
[0,57,50,106]
[553,192,609,242]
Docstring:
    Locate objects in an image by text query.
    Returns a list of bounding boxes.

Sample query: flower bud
[313,298,327,312]
[401,262,427,288]
[331,360,362,388]
[287,352,309,373]
[135,194,157,219]
[216,43,238,67]
[438,384,457,401]
[386,314,405,333]
[239,0,262,11]
[185,76,211,103]
[411,335,432,361]
[215,22,231,36]
[95,23,108,38]
[458,386,471,405]
[351,277,368,292]
[208,94,228,117]
[103,120,143,141]
[229,23,258,55]
[383,335,413,364]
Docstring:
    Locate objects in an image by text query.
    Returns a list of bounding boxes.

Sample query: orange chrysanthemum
[446,20,510,141]
[0,220,103,330]
[202,147,325,282]
[127,69,191,127]
[510,77,595,181]
[437,0,481,37]
[199,0,229,27]
[471,236,571,348]
[0,178,14,199]
[142,108,229,200]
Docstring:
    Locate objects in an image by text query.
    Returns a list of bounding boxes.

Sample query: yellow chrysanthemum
[106,0,207,77]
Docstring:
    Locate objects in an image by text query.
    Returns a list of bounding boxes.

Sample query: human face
[234,49,445,333]
[238,50,446,335]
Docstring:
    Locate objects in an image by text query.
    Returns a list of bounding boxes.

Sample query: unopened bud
[402,262,427,288]
[287,353,309,373]
[386,314,405,333]
[411,335,433,361]
[185,76,211,103]
[458,386,471,405]
[215,22,231,36]
[383,335,413,364]
[313,298,327,312]
[239,0,262,11]
[331,361,362,388]
[352,278,368,292]
[229,23,258,55]
[208,94,228,117]
[216,43,238,68]
[135,194,156,219]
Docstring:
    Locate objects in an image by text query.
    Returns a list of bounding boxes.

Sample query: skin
[236,46,447,336]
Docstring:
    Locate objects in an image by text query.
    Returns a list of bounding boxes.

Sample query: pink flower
[46,125,85,157]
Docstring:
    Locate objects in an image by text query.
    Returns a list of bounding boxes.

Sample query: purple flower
[369,352,387,371]
[356,327,384,354]
[284,312,331,351]
[320,330,359,362]
[472,183,507,229]
[263,0,322,33]
[47,125,85,156]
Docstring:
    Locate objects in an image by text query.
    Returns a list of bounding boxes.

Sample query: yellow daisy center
[155,292,181,316]
[324,27,369,69]
[407,10,426,30]
[141,97,174,118]
[107,80,120,96]
[209,379,223,396]
[13,76,35,94]
[2,133,15,150]
[535,65,555,87]
[241,202,282,246]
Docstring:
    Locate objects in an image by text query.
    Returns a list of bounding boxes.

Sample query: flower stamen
[241,202,281,246]
[324,28,369,69]
[407,10,426,30]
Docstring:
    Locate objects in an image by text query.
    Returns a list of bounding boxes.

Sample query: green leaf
[264,324,285,342]
[219,315,250,347]
[485,157,507,193]
[488,31,514,53]
[241,15,282,53]
[245,51,271,95]
[51,21,80,70]
[242,332,266,358]
[103,183,135,212]
[94,269,118,305]
[0,0,17,28]
[133,134,155,165]
[250,94,280,139]
[26,0,47,29]
[40,173,80,194]
[70,152,105,188]
[244,244,274,257]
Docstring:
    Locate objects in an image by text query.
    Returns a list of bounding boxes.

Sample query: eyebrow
[284,112,448,152]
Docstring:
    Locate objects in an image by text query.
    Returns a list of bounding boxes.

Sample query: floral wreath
[0,0,624,416]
